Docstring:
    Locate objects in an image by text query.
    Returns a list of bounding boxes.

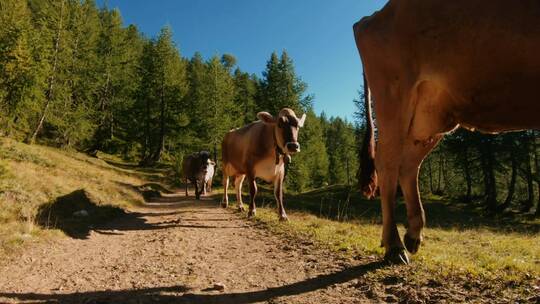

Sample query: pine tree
[203,55,236,161]
[259,51,311,114]
[325,117,358,185]
[56,0,100,147]
[113,24,145,158]
[0,0,35,138]
[138,26,187,164]
[287,109,329,191]
[26,0,72,144]
[233,69,258,125]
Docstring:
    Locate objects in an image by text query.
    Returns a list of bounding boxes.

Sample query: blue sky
[97,0,388,120]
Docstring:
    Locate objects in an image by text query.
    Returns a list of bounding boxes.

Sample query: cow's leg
[378,160,407,264]
[274,172,287,221]
[399,136,442,254]
[235,175,246,211]
[247,175,257,218]
[222,175,229,208]
[400,81,456,254]
[194,181,200,200]
[201,180,206,195]
[185,178,188,197]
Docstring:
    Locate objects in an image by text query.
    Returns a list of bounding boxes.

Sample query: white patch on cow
[254,156,284,183]
[204,162,215,184]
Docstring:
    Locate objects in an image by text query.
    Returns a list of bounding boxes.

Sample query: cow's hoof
[221,202,228,208]
[384,247,410,265]
[248,210,256,218]
[279,215,288,222]
[404,233,421,254]
[238,205,246,212]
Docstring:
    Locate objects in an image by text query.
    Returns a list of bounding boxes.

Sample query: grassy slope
[231,185,539,302]
[0,138,158,254]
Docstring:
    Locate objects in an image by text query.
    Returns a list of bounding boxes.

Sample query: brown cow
[354,0,540,264]
[221,108,306,220]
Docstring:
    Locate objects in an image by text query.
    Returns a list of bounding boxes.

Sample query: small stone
[213,282,226,291]
[73,210,89,217]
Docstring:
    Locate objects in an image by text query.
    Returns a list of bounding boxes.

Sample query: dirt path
[0,193,383,304]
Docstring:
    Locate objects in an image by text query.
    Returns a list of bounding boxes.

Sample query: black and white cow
[182,151,215,200]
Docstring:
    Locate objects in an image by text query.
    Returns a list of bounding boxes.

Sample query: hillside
[0,138,156,255]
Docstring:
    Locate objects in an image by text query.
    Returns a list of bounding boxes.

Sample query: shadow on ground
[36,186,228,239]
[0,261,383,304]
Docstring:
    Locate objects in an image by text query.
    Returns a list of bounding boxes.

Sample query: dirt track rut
[0,194,381,304]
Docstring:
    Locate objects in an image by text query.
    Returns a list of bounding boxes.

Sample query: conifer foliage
[0,1,538,213]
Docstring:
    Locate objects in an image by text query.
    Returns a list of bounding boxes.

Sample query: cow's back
[356,0,540,131]
[182,154,200,180]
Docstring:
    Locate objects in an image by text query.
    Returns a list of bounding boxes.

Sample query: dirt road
[0,193,383,304]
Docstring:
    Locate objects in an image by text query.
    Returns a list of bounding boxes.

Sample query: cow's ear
[257,112,276,124]
[298,113,306,128]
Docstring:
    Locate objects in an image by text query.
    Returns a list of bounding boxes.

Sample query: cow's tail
[358,71,378,199]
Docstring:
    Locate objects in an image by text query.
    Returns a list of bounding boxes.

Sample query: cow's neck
[272,128,290,165]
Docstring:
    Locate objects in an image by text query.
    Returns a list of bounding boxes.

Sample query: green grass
[224,185,539,301]
[0,138,158,254]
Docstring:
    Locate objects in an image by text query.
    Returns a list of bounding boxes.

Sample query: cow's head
[257,108,306,154]
[197,151,215,176]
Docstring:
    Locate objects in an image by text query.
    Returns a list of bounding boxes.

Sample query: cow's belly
[450,76,540,132]
[254,157,284,183]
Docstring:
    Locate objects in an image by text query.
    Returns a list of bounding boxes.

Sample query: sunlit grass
[219,184,539,300]
[253,207,539,279]
[0,138,150,254]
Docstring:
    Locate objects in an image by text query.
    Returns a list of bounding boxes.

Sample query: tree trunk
[213,143,218,164]
[462,148,473,203]
[27,0,65,144]
[522,145,535,213]
[536,181,540,217]
[140,95,151,165]
[480,138,497,212]
[435,152,443,194]
[151,77,166,163]
[427,157,434,194]
[87,73,111,156]
[534,132,540,216]
[499,149,518,212]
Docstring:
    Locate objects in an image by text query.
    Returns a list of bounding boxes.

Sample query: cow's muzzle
[286,142,300,153]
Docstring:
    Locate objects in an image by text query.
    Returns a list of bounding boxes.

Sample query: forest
[1,0,539,215]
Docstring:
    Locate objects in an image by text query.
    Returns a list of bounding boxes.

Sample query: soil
[0,193,385,304]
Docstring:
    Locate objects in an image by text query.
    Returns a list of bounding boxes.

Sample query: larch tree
[26,0,72,144]
[138,26,187,165]
[0,0,35,138]
[203,55,236,161]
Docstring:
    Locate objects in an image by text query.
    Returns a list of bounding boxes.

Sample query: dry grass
[0,138,154,254]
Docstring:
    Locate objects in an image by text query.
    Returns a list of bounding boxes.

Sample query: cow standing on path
[221,108,306,221]
[182,151,215,200]
[354,0,540,264]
